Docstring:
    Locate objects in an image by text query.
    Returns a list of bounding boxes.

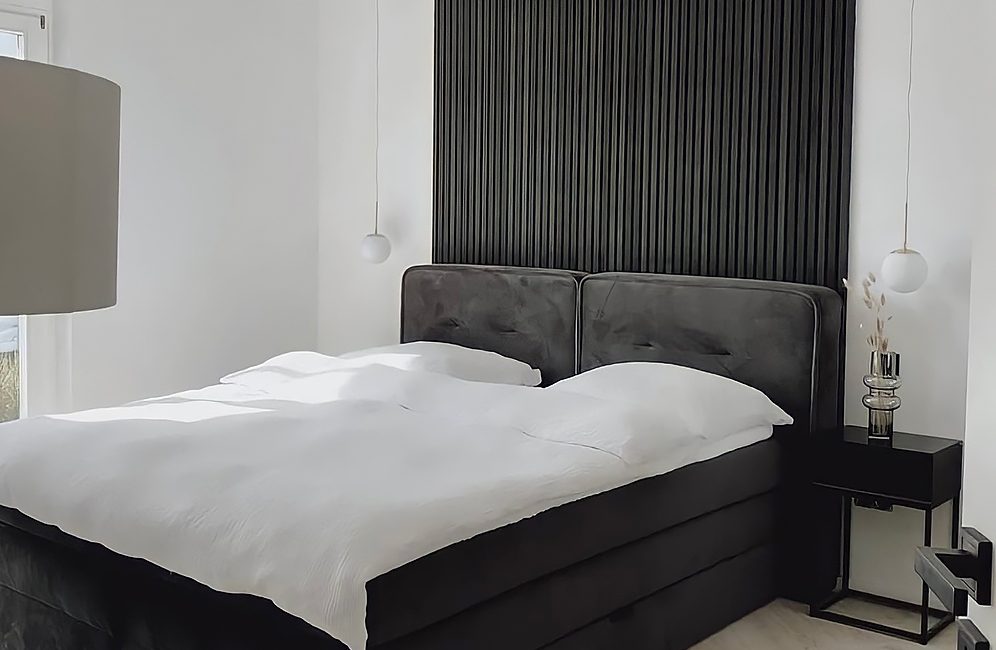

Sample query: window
[0,8,46,62]
[0,318,16,421]
[1,4,50,421]
[0,27,22,57]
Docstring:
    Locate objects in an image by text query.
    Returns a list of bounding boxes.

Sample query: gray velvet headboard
[401,265,583,384]
[401,265,842,434]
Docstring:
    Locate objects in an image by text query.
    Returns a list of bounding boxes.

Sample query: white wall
[846,0,984,603]
[316,0,433,355]
[962,1,996,637]
[52,0,322,408]
[965,159,996,638]
[846,0,977,439]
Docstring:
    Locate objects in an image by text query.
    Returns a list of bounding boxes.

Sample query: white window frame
[2,0,72,417]
[0,1,50,62]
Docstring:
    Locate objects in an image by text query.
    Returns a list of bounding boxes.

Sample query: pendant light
[881,0,927,294]
[360,0,391,264]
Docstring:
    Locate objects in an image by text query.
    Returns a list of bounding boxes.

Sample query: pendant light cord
[902,0,915,251]
[374,0,381,234]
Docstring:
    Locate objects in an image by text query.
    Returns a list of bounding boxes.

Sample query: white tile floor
[693,599,956,649]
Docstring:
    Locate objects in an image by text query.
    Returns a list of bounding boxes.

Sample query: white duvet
[0,359,770,649]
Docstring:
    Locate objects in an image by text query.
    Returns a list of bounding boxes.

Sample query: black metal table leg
[921,506,933,643]
[842,494,852,591]
[952,493,961,548]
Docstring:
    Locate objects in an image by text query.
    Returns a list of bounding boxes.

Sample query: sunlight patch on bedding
[50,401,271,423]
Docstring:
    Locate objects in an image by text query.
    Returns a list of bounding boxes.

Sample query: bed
[0,265,842,650]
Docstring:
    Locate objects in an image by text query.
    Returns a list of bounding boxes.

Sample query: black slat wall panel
[433,0,856,292]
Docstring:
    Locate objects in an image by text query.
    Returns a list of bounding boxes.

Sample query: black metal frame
[810,485,960,645]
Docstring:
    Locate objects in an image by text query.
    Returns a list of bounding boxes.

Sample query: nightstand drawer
[811,427,962,506]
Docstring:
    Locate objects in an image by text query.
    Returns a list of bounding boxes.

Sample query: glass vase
[862,350,902,442]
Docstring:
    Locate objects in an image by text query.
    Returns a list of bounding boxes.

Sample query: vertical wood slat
[433,0,856,293]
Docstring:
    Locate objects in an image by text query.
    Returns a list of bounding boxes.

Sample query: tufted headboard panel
[578,273,842,437]
[401,265,583,384]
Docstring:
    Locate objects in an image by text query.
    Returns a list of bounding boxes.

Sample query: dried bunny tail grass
[844,272,893,354]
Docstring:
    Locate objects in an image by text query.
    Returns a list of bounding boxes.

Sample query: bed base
[546,544,776,649]
[0,499,776,650]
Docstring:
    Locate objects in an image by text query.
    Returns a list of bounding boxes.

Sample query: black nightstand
[808,426,963,644]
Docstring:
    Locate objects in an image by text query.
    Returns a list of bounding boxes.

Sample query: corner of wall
[317,0,434,354]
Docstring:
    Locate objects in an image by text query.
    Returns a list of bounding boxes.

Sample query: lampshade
[360,233,391,264]
[882,248,928,294]
[0,58,120,315]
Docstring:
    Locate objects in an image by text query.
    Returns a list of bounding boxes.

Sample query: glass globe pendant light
[360,0,391,264]
[882,247,927,295]
[360,219,391,264]
[882,0,927,294]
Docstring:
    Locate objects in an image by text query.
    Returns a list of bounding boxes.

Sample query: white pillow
[339,341,542,386]
[548,362,792,441]
[220,351,348,387]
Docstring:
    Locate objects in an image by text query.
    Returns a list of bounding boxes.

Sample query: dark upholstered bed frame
[0,265,842,650]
